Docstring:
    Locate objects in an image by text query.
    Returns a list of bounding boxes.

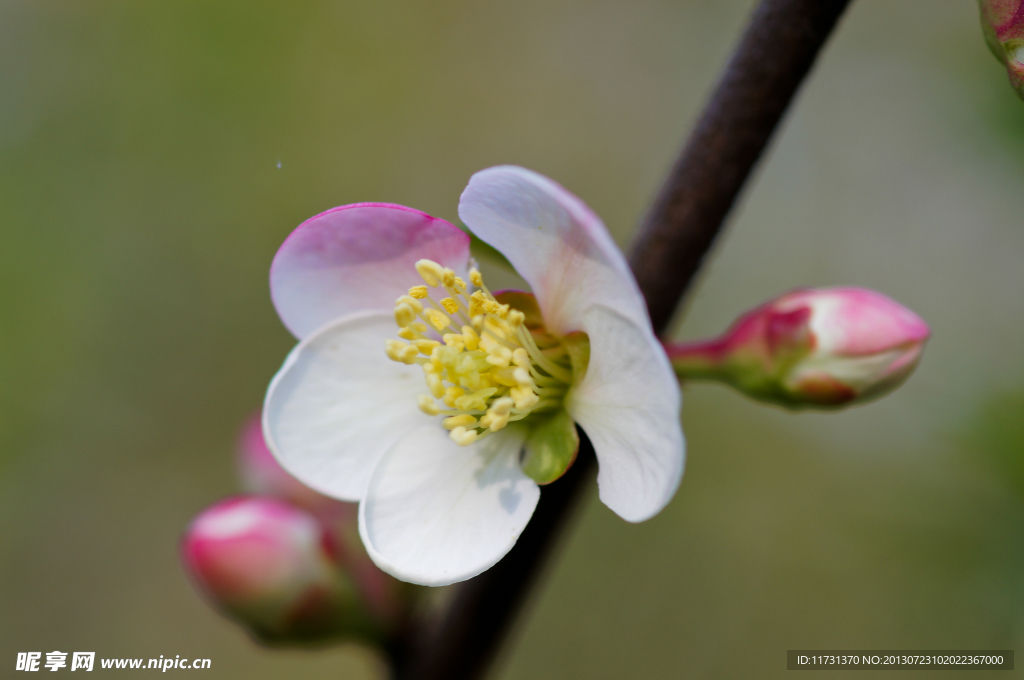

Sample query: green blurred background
[2,0,1024,677]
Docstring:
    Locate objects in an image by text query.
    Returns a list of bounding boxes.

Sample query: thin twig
[631,0,853,331]
[393,1,852,678]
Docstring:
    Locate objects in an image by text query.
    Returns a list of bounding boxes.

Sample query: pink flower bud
[665,287,930,409]
[236,412,408,629]
[181,496,367,643]
[980,0,1024,99]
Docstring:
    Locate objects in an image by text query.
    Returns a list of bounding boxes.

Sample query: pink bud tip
[979,0,1024,100]
[181,497,354,642]
[666,287,930,409]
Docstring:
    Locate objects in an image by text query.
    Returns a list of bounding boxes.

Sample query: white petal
[458,165,648,335]
[567,305,685,523]
[358,424,538,586]
[263,312,426,502]
[270,203,471,339]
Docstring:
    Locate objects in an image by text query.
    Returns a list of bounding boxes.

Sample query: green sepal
[562,332,590,386]
[522,408,579,485]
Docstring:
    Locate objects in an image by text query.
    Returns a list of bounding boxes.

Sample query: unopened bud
[665,287,930,409]
[234,412,410,635]
[181,497,366,643]
[980,0,1024,100]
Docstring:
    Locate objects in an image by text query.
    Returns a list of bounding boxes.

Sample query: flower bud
[665,287,930,409]
[235,412,408,628]
[979,0,1024,100]
[181,496,370,643]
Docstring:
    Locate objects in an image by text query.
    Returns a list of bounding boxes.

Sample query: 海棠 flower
[263,166,685,586]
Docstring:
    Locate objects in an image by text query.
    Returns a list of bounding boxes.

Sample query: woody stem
[390,1,853,678]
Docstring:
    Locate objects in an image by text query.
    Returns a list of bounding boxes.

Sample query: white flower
[263,166,685,586]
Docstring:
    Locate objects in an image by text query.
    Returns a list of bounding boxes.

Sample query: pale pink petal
[566,305,684,523]
[358,424,538,586]
[799,288,930,357]
[263,312,427,502]
[271,203,471,339]
[457,166,648,335]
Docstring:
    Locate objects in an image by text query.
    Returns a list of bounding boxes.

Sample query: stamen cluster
[384,259,572,446]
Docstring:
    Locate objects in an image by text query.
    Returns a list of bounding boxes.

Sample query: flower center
[384,259,573,446]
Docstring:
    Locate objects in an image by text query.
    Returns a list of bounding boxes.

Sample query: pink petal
[271,203,471,339]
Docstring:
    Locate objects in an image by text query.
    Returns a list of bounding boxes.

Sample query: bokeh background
[2,0,1024,677]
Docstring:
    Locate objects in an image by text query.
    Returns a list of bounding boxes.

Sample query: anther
[408,285,428,299]
[440,297,459,314]
[513,367,535,388]
[449,426,478,446]
[395,295,423,313]
[461,326,480,351]
[511,387,540,410]
[469,268,483,287]
[415,259,445,287]
[424,308,451,332]
[443,414,478,430]
[469,291,488,317]
[426,373,445,398]
[486,345,513,367]
[414,339,441,354]
[417,395,441,415]
[443,386,466,408]
[452,277,467,293]
[442,333,465,352]
[394,303,416,328]
[384,339,419,365]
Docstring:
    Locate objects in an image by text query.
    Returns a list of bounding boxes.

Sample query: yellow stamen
[426,373,445,398]
[442,333,465,352]
[469,291,488,317]
[414,339,441,354]
[443,386,465,408]
[424,308,451,332]
[486,344,513,367]
[461,326,480,351]
[395,303,416,328]
[440,297,459,315]
[385,262,575,446]
[395,295,423,313]
[443,414,478,430]
[449,426,478,446]
[417,395,441,415]
[415,259,445,286]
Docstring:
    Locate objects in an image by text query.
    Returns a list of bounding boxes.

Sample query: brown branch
[393,1,852,678]
[632,0,852,331]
